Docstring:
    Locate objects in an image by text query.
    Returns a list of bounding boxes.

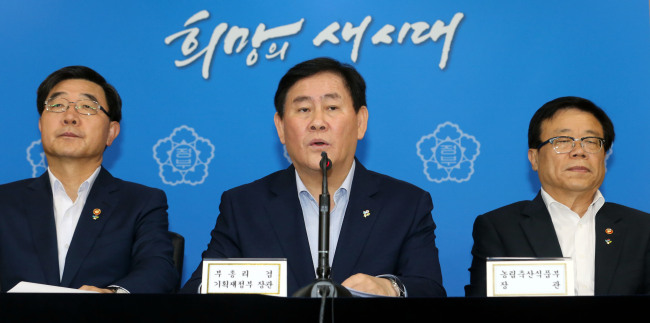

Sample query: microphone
[317,152,332,280]
[320,152,332,171]
[293,152,351,298]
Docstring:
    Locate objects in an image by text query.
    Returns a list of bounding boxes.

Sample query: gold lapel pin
[362,210,370,218]
[92,208,101,220]
[605,228,613,235]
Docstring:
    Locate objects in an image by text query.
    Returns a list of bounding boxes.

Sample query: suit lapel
[25,172,61,285]
[331,162,381,282]
[266,166,315,287]
[520,193,564,257]
[594,203,624,294]
[60,167,117,286]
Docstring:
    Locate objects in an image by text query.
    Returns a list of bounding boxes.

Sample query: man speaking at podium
[182,57,445,297]
[0,66,178,293]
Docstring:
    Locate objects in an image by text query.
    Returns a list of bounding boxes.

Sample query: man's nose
[62,103,79,125]
[570,140,587,158]
[309,108,327,131]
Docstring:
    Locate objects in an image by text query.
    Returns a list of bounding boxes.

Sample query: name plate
[201,258,287,296]
[486,257,574,297]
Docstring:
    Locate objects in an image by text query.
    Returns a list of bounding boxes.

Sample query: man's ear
[106,121,120,147]
[356,106,368,140]
[528,148,539,171]
[274,112,285,144]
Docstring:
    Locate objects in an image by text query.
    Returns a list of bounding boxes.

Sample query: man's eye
[328,106,338,110]
[298,107,310,112]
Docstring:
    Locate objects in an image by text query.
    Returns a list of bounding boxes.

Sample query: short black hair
[273,57,366,118]
[528,96,614,152]
[37,65,122,122]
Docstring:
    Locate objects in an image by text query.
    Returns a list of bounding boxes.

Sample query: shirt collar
[540,187,605,213]
[48,166,102,198]
[296,160,356,199]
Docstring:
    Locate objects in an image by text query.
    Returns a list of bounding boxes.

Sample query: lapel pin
[362,210,370,218]
[92,208,101,220]
[605,228,613,235]
[605,239,612,245]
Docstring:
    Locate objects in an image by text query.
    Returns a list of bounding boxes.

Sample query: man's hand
[341,273,398,296]
[79,285,115,293]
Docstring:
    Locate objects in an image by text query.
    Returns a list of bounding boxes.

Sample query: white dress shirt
[48,166,101,281]
[541,187,605,296]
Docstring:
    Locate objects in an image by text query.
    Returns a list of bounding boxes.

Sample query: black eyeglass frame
[536,136,606,154]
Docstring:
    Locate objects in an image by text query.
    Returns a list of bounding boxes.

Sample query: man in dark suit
[466,96,650,296]
[181,57,445,297]
[0,66,177,293]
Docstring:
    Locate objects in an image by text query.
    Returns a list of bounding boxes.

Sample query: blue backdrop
[1,0,649,296]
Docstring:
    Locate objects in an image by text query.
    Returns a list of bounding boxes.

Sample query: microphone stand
[293,152,351,298]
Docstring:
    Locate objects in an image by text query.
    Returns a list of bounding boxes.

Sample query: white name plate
[486,257,574,297]
[201,258,287,296]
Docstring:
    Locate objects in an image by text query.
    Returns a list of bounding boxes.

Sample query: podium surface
[1,293,647,321]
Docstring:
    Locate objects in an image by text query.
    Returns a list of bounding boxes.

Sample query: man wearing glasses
[0,66,178,293]
[465,96,650,296]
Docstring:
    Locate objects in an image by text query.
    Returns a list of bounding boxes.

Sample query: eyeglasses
[537,136,605,154]
[44,97,110,117]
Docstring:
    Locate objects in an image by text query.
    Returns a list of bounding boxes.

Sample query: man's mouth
[567,166,589,172]
[310,139,329,147]
[60,131,80,138]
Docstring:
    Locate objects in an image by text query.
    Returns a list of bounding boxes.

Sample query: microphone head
[320,152,332,170]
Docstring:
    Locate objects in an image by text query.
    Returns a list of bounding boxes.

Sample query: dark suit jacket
[0,167,178,293]
[181,162,446,297]
[465,192,650,296]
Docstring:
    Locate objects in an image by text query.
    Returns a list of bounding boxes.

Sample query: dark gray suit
[181,161,446,297]
[0,167,178,293]
[466,192,650,296]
